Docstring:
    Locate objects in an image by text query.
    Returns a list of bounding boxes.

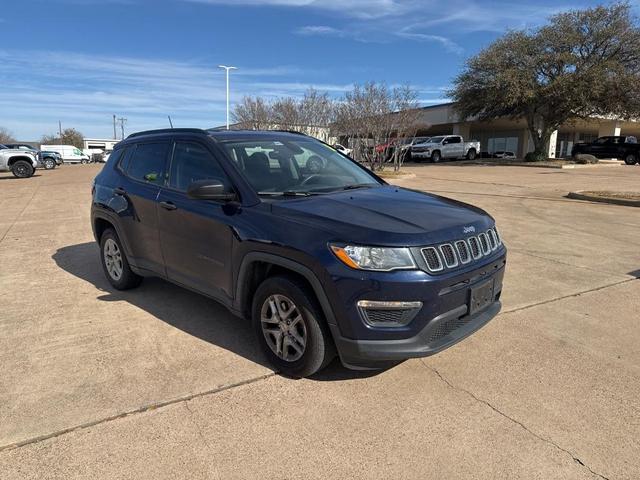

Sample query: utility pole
[218,65,237,130]
[113,115,117,139]
[118,117,127,140]
[58,120,62,138]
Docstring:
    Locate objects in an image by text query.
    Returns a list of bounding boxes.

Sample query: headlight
[330,244,416,271]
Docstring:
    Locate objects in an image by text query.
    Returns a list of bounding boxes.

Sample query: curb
[377,172,416,179]
[567,191,640,207]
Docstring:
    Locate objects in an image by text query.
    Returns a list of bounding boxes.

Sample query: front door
[443,136,463,158]
[157,140,235,300]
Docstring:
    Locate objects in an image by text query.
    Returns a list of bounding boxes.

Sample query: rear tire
[252,275,335,378]
[624,153,638,165]
[99,228,143,290]
[466,148,477,160]
[11,160,34,178]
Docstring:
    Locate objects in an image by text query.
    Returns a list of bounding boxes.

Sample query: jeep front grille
[455,240,471,264]
[422,247,443,272]
[421,228,502,274]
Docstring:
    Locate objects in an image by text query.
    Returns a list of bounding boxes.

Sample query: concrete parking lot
[1,163,639,479]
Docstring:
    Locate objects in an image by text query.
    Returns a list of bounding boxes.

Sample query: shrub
[524,151,547,162]
[572,153,598,164]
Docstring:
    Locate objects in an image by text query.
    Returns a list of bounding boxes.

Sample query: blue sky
[0,0,625,140]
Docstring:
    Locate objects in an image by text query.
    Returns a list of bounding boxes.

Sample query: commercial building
[82,138,120,152]
[403,103,640,158]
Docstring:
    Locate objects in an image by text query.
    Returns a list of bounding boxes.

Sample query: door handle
[114,187,126,196]
[159,201,177,211]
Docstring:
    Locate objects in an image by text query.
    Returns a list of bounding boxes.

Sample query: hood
[270,185,493,246]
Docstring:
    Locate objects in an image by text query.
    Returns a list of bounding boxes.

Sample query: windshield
[0,144,6,149]
[220,137,382,195]
[428,136,445,144]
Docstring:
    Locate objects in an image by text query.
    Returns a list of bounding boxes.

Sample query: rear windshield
[219,137,381,196]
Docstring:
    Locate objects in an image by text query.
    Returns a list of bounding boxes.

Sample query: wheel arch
[8,156,35,166]
[235,252,337,327]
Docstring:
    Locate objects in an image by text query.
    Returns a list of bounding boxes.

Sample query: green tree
[40,128,85,149]
[451,3,640,160]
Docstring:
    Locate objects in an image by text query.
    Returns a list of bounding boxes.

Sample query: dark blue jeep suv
[91,128,506,377]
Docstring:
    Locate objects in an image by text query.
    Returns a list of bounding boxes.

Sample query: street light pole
[218,65,237,130]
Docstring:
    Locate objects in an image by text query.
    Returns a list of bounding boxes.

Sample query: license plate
[469,279,494,315]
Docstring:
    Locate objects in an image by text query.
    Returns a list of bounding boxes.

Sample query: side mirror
[187,178,236,201]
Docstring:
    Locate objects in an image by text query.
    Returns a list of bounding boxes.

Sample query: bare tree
[0,127,16,144]
[232,89,336,142]
[271,97,302,131]
[233,96,272,130]
[334,82,421,171]
[299,88,335,140]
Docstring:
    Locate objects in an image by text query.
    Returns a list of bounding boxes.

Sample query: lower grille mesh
[427,316,473,342]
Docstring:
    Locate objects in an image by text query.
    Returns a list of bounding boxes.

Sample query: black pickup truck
[571,136,640,165]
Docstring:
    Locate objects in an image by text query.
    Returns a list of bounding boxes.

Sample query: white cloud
[186,0,417,19]
[396,30,463,54]
[0,50,360,138]
[294,25,346,37]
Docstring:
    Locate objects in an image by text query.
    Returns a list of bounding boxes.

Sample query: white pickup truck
[411,135,480,162]
[0,144,39,178]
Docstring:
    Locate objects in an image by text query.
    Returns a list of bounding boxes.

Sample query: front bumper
[330,300,501,369]
[326,253,506,369]
[411,150,432,158]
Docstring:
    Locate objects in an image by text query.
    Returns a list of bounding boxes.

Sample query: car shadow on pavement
[53,242,387,382]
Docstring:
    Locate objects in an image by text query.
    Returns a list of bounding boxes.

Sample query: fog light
[356,300,422,327]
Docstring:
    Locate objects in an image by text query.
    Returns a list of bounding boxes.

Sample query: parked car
[411,135,480,162]
[571,136,640,165]
[333,143,352,156]
[41,145,91,164]
[375,137,432,162]
[493,151,516,159]
[0,144,39,178]
[395,137,431,162]
[91,128,506,377]
[3,143,63,169]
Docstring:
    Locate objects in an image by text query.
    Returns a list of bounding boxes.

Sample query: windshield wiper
[257,191,312,197]
[342,184,374,191]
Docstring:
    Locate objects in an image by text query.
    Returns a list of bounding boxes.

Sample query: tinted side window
[168,142,227,191]
[127,143,169,185]
[448,136,461,144]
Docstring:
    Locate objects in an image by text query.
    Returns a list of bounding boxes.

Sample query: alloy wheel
[103,238,124,281]
[260,294,307,362]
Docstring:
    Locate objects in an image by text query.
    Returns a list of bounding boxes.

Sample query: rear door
[157,140,235,300]
[116,141,170,274]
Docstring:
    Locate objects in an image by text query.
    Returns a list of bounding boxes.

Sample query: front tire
[100,228,143,290]
[624,153,638,165]
[431,150,441,163]
[11,160,34,178]
[252,275,335,378]
[44,158,56,169]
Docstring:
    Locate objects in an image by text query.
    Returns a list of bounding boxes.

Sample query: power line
[117,117,127,140]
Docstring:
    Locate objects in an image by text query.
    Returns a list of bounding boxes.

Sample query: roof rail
[126,128,207,139]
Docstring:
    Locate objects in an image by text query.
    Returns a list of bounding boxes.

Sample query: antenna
[168,115,174,128]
